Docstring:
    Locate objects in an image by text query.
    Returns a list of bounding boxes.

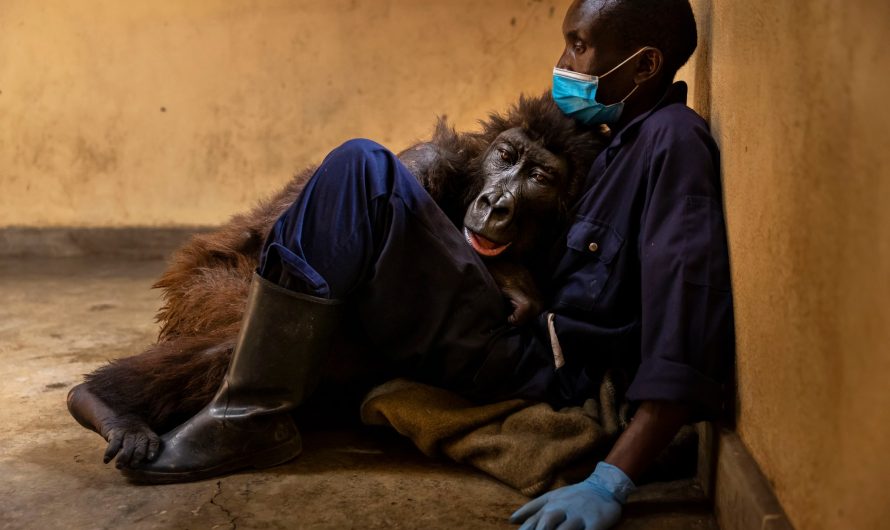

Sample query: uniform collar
[608,81,689,147]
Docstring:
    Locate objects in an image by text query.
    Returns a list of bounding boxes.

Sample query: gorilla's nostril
[491,195,514,217]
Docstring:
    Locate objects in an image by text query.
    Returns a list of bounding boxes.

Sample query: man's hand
[510,401,690,529]
[509,462,634,530]
[486,261,542,326]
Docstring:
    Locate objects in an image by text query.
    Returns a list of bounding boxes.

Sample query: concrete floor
[0,257,718,529]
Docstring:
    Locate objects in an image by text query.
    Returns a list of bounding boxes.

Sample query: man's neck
[611,81,672,134]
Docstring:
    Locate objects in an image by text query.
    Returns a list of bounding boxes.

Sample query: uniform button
[588,242,599,252]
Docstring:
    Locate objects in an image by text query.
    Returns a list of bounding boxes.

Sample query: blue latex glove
[509,462,636,530]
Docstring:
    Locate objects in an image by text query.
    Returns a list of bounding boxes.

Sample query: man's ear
[633,47,663,84]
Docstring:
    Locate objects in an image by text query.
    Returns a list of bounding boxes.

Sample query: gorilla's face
[463,127,570,259]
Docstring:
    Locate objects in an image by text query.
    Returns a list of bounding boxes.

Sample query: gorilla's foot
[120,407,301,485]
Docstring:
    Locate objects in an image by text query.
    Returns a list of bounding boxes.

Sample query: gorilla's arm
[67,384,161,468]
[68,335,234,467]
[486,261,543,326]
[68,174,312,467]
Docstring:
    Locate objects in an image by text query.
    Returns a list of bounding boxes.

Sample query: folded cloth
[360,371,633,496]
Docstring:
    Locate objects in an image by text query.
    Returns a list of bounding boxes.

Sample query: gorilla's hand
[487,261,542,326]
[67,384,160,468]
[100,414,161,468]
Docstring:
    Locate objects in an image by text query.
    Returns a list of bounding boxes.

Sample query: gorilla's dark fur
[79,93,608,436]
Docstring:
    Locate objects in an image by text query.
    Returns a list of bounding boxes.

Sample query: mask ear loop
[599,47,650,104]
[597,47,650,79]
[619,83,640,103]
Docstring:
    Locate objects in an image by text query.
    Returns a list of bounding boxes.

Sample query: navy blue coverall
[259,82,734,420]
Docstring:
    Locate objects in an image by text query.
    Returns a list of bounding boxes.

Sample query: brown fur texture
[83,93,608,433]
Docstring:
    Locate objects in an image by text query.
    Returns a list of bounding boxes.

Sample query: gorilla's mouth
[463,227,512,257]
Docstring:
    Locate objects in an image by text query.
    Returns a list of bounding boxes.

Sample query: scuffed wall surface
[680,1,890,528]
[0,0,571,227]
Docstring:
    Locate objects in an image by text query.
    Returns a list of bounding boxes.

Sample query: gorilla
[67,93,608,468]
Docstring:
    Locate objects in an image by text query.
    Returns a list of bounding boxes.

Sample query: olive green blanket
[360,373,633,496]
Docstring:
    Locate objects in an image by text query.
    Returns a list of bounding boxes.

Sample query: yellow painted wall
[0,0,571,227]
[679,1,890,528]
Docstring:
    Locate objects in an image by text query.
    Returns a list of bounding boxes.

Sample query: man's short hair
[596,0,698,79]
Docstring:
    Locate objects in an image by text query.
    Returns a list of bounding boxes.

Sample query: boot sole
[120,437,302,485]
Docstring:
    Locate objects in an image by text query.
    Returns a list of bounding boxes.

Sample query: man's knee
[315,138,403,198]
[324,138,388,168]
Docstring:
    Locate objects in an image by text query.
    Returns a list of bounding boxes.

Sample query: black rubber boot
[122,273,342,484]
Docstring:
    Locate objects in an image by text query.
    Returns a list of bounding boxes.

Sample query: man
[126,1,733,528]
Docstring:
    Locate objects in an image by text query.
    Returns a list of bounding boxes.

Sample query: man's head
[557,0,697,118]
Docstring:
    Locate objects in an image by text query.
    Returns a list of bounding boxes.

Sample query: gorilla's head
[461,94,608,259]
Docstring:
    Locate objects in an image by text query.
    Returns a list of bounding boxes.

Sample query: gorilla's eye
[530,170,553,185]
[497,147,514,163]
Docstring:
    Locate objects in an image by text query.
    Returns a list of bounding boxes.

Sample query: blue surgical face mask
[552,48,647,125]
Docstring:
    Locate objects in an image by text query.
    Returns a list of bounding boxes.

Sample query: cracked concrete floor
[0,257,718,529]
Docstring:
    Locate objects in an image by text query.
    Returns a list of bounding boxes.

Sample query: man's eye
[573,42,586,54]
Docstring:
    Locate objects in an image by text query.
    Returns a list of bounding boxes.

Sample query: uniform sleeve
[625,114,735,421]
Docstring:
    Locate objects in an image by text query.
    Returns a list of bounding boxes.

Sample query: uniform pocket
[554,218,625,311]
